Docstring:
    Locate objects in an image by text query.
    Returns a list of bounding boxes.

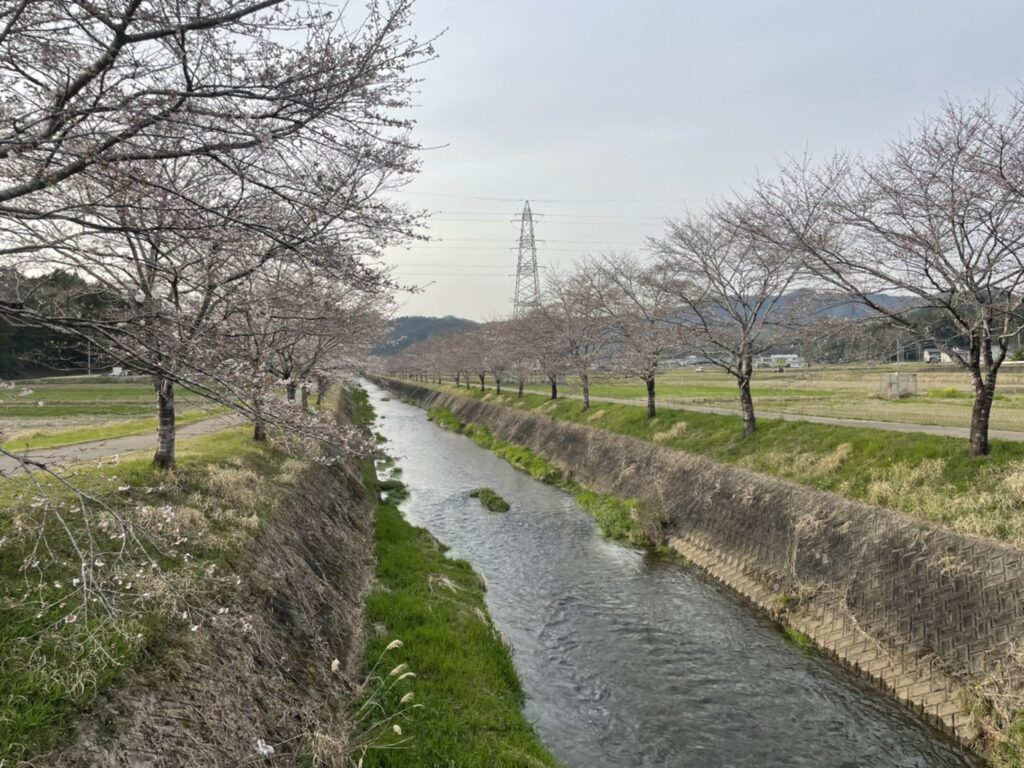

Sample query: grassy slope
[353,389,562,768]
[0,427,298,763]
[417,383,1024,548]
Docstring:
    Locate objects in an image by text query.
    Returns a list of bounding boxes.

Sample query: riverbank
[0,393,375,765]
[356,389,563,767]
[379,378,1024,766]
[405,380,1024,550]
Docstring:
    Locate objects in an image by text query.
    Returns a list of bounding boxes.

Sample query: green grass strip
[355,391,561,767]
[360,496,561,767]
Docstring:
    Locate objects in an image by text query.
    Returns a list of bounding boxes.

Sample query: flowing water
[365,382,980,767]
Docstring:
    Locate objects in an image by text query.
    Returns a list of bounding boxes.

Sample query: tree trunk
[738,375,756,437]
[645,376,656,419]
[549,375,558,400]
[581,371,590,411]
[478,373,485,390]
[518,379,524,398]
[286,380,297,402]
[455,372,461,387]
[969,372,996,456]
[495,377,501,395]
[300,383,310,411]
[254,418,267,442]
[153,376,176,469]
[316,375,329,407]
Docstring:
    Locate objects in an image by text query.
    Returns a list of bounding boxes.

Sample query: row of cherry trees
[0,0,431,468]
[384,94,1024,457]
[380,246,790,431]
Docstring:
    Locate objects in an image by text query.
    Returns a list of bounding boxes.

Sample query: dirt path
[523,389,1024,443]
[0,414,243,475]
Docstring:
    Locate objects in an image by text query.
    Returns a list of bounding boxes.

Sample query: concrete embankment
[382,379,1024,759]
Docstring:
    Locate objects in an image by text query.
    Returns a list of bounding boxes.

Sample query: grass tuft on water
[469,487,510,513]
[378,477,410,503]
[781,626,815,653]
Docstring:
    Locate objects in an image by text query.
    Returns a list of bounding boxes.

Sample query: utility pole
[513,201,541,317]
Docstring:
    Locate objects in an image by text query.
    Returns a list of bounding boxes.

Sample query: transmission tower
[513,200,541,316]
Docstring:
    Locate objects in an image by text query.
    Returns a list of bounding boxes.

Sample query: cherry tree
[650,201,808,436]
[540,266,612,410]
[592,253,680,418]
[754,98,1024,455]
[0,1,428,467]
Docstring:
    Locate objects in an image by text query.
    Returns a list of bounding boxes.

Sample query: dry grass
[206,465,266,511]
[864,460,1024,544]
[653,421,688,443]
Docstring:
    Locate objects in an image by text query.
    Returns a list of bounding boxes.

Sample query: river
[365,381,979,767]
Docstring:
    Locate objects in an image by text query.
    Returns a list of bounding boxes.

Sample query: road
[0,414,243,475]
[524,389,1024,443]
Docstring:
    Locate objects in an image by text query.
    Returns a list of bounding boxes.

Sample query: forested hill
[378,315,479,356]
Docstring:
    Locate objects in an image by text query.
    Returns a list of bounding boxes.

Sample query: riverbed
[365,382,979,767]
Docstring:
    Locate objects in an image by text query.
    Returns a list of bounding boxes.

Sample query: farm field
[509,363,1024,432]
[0,375,221,451]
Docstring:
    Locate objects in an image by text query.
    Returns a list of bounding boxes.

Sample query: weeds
[781,626,815,653]
[379,478,410,504]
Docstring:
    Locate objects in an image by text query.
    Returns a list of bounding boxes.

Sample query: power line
[395,273,515,278]
[390,189,705,204]
[389,246,641,252]
[431,210,665,220]
[423,238,643,244]
[430,218,658,226]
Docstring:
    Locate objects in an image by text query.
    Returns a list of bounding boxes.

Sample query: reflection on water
[366,382,979,768]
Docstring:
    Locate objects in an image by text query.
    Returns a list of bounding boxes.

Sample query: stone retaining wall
[383,379,1024,756]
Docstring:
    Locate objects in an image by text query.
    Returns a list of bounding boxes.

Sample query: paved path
[523,389,1024,443]
[0,414,243,475]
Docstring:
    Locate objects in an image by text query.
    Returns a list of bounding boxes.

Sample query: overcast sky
[380,0,1024,319]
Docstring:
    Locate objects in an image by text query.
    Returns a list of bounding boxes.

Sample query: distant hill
[780,288,918,319]
[377,315,479,355]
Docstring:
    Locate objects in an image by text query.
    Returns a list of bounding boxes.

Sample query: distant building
[770,354,805,368]
[923,348,968,364]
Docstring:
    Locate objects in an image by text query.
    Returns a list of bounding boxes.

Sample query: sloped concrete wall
[384,379,1024,753]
